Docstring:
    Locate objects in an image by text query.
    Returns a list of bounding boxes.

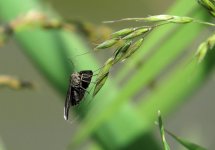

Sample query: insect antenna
[67,47,99,64]
[66,57,77,71]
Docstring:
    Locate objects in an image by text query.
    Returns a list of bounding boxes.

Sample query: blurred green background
[0,0,214,150]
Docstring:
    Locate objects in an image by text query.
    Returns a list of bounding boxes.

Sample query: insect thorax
[71,72,81,87]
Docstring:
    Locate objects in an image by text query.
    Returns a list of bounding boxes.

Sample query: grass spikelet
[140,15,173,22]
[122,27,151,40]
[113,40,132,64]
[122,38,144,61]
[103,15,173,23]
[195,42,208,63]
[94,38,119,50]
[195,34,215,63]
[207,33,215,49]
[169,16,193,23]
[93,58,114,96]
[111,28,135,38]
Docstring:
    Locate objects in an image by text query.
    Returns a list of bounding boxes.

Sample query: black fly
[64,70,93,120]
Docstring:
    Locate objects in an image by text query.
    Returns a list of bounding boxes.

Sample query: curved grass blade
[158,111,170,150]
[165,129,207,150]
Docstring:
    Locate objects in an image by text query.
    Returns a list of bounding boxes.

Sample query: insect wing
[79,70,93,89]
[78,70,93,101]
[64,86,84,120]
[64,82,73,120]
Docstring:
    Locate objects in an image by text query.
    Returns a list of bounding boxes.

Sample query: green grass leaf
[158,111,170,150]
[165,130,207,150]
